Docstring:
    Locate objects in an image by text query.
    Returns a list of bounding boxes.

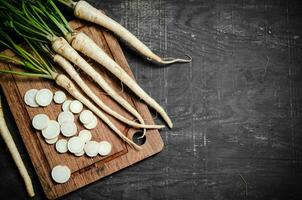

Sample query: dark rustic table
[1,0,302,199]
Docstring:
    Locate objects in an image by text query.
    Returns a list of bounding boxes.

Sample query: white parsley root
[0,97,35,197]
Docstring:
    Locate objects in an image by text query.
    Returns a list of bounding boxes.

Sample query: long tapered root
[73,0,192,66]
[53,54,163,130]
[0,98,35,197]
[52,37,147,129]
[67,32,173,128]
[54,74,142,150]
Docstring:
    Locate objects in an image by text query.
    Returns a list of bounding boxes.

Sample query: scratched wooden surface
[1,0,302,199]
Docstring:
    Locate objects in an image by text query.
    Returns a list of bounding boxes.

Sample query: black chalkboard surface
[1,0,302,199]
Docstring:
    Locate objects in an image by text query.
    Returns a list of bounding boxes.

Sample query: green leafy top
[0,0,74,42]
[0,28,55,79]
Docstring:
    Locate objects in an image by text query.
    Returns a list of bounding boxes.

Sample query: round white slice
[35,89,53,107]
[32,114,49,130]
[84,116,98,130]
[42,120,60,139]
[55,139,68,153]
[67,136,85,154]
[69,100,83,114]
[57,111,74,125]
[79,110,94,125]
[54,91,66,104]
[45,137,58,145]
[98,141,112,156]
[62,100,72,112]
[51,165,71,184]
[74,150,85,157]
[84,141,100,157]
[79,130,92,143]
[24,89,39,107]
[61,122,77,137]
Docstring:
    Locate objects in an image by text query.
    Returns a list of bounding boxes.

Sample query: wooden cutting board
[0,20,164,199]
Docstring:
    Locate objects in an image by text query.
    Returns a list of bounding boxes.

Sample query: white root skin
[51,38,147,128]
[69,32,173,128]
[0,98,35,197]
[54,73,142,150]
[53,54,163,131]
[74,0,192,65]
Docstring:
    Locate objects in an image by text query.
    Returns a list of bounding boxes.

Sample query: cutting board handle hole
[132,131,146,146]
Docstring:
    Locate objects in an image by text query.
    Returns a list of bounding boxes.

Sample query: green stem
[12,28,49,43]
[48,0,74,33]
[37,4,71,37]
[0,0,54,43]
[0,54,24,65]
[23,61,49,74]
[0,70,53,79]
[30,6,56,37]
[22,2,54,38]
[13,21,51,40]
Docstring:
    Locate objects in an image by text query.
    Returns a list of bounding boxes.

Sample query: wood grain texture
[0,19,163,199]
[1,0,302,199]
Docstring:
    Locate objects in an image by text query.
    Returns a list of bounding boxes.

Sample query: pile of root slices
[25,89,112,183]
